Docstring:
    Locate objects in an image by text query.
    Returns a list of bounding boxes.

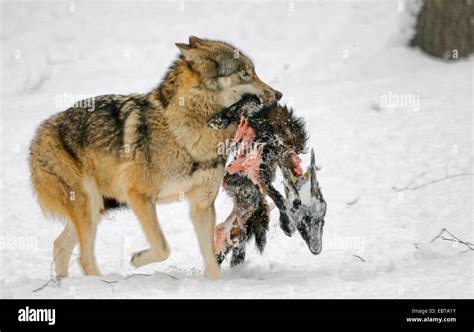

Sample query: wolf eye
[240,69,248,77]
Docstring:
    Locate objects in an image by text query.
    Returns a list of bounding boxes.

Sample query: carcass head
[282,149,326,254]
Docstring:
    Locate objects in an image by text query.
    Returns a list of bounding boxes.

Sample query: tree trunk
[410,0,474,59]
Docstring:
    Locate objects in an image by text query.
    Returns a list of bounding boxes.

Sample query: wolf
[208,95,325,266]
[28,36,282,280]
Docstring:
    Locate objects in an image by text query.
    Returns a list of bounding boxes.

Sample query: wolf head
[176,36,282,106]
[282,149,326,255]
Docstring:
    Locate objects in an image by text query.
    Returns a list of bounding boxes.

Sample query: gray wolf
[28,36,282,279]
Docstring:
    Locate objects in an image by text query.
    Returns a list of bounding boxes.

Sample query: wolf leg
[53,221,77,279]
[187,186,220,280]
[255,160,295,236]
[68,205,101,276]
[127,190,170,268]
[61,177,104,276]
[214,210,237,264]
[251,199,270,254]
[228,192,267,267]
[264,182,295,237]
[230,245,246,267]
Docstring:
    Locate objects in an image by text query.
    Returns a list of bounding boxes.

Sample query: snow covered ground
[0,0,472,299]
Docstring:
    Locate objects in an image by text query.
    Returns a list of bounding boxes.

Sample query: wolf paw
[130,247,170,268]
[208,117,229,130]
[230,247,246,267]
[204,265,220,280]
[216,252,226,265]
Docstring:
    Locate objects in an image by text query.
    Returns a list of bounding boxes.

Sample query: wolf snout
[309,242,322,255]
[275,90,283,101]
[260,90,283,105]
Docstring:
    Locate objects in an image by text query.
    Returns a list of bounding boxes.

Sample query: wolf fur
[29,36,282,279]
[209,95,308,266]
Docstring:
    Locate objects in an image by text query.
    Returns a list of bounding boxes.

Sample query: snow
[0,0,472,299]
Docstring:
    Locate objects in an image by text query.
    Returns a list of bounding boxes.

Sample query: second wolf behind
[29,36,282,280]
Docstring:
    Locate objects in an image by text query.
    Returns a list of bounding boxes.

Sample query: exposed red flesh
[214,211,237,254]
[216,116,306,257]
[226,115,265,188]
[289,149,303,177]
[214,210,246,256]
[234,116,255,144]
[227,143,265,189]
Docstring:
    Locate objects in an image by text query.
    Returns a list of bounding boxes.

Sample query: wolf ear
[189,36,205,48]
[175,43,203,63]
